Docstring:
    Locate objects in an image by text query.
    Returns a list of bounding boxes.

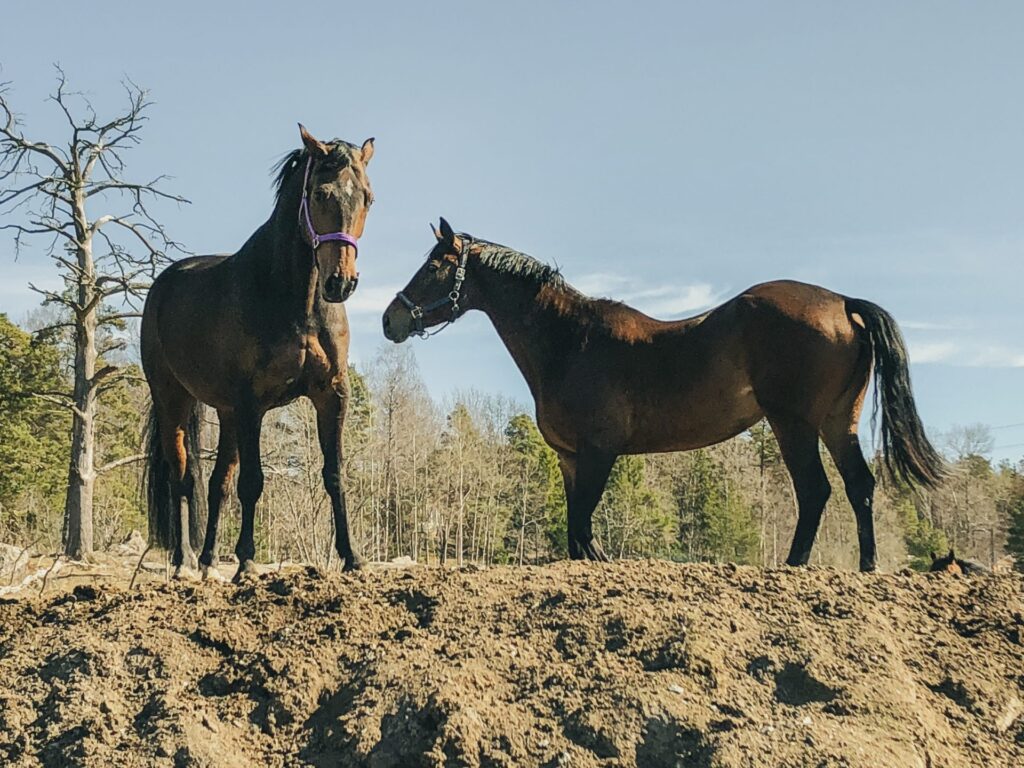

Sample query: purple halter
[298,156,360,252]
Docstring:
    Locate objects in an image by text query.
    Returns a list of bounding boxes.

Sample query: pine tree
[893,492,949,571]
[1004,479,1024,573]
[0,314,69,538]
[594,455,675,558]
[505,414,565,562]
[671,449,760,564]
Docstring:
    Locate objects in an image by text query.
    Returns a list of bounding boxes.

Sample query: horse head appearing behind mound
[383,218,947,571]
[929,549,990,575]
[142,124,374,581]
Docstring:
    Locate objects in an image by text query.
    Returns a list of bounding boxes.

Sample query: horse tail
[846,298,947,489]
[145,402,207,549]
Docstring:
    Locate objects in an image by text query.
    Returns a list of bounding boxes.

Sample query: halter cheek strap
[396,242,469,339]
[299,156,359,253]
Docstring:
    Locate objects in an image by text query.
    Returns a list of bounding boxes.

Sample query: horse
[382,218,946,572]
[142,125,374,580]
[929,549,990,575]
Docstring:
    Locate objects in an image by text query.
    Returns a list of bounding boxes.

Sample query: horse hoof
[201,564,227,583]
[343,555,365,572]
[172,566,198,581]
[232,560,260,583]
[583,540,611,563]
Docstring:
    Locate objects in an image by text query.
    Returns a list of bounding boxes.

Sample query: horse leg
[311,390,363,571]
[823,431,877,572]
[561,448,615,562]
[199,410,238,581]
[233,408,264,581]
[156,393,200,578]
[768,415,831,567]
[557,452,582,559]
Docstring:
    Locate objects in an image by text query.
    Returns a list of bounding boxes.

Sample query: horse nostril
[324,275,343,299]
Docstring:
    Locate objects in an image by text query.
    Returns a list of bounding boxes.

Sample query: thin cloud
[574,273,726,317]
[344,286,399,316]
[909,338,1024,368]
[909,341,959,364]
[901,319,970,332]
[962,344,1024,368]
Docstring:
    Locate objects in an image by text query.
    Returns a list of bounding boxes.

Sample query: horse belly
[630,379,763,453]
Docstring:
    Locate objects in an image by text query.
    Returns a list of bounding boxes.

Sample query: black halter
[396,239,470,338]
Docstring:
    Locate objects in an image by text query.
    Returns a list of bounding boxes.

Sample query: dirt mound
[1,561,1022,767]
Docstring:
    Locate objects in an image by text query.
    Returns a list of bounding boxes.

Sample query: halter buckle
[410,306,424,320]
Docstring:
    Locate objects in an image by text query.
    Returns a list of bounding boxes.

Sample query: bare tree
[0,68,186,559]
[943,423,995,461]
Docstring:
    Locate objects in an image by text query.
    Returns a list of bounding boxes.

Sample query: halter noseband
[298,156,360,289]
[396,239,470,339]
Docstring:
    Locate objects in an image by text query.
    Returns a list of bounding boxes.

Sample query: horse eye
[427,261,440,273]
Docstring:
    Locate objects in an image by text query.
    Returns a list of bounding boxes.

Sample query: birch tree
[0,69,186,559]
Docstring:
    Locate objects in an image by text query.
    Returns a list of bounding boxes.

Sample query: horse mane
[474,240,569,291]
[470,238,654,335]
[271,140,361,203]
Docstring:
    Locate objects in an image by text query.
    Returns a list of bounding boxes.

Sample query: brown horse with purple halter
[384,218,946,571]
[142,125,374,580]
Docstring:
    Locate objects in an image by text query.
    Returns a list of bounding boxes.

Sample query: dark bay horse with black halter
[142,125,374,580]
[383,218,946,572]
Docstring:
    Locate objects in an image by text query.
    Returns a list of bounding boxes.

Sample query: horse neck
[471,258,584,395]
[244,182,317,316]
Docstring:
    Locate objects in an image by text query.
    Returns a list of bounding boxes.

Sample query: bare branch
[86,179,189,205]
[1,222,78,245]
[30,392,86,420]
[27,282,78,311]
[98,310,143,323]
[92,365,119,387]
[0,176,64,207]
[97,454,147,474]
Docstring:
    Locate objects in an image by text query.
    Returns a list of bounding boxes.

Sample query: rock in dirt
[114,529,146,556]
[0,561,1021,767]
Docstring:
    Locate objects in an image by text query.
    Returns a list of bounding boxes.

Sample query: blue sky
[2,1,1022,459]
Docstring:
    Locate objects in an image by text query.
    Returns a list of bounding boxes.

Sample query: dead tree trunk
[1,68,187,559]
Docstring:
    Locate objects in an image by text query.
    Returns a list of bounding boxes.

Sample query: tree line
[2,318,1022,572]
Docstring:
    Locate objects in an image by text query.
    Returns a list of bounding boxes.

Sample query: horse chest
[254,334,337,403]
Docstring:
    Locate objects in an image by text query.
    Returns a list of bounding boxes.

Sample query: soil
[0,557,1022,767]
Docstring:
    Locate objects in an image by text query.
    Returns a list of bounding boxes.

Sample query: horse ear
[930,551,937,562]
[431,222,443,241]
[948,548,956,559]
[439,217,455,242]
[360,137,375,165]
[298,123,329,157]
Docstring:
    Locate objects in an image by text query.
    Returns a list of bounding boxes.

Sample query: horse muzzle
[323,274,358,303]
[381,301,410,343]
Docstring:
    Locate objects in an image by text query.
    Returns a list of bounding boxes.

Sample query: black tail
[144,403,207,549]
[847,298,947,488]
